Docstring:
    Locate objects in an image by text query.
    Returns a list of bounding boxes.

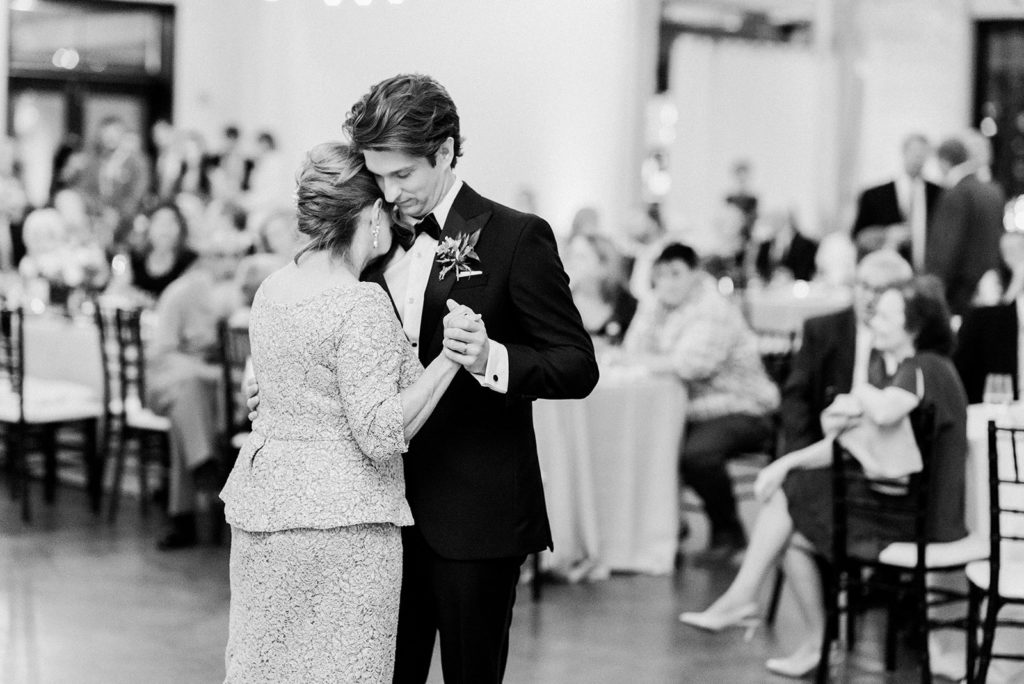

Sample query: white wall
[667,36,822,246]
[851,0,972,192]
[173,0,658,235]
[0,0,8,136]
[665,0,975,246]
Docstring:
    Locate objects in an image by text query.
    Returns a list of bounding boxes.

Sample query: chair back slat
[0,307,26,422]
[832,404,937,565]
[219,319,252,437]
[94,305,149,414]
[987,421,1024,571]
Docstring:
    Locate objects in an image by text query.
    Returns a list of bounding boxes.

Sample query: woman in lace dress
[220,143,470,682]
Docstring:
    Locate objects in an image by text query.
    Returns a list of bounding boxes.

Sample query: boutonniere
[435,229,483,281]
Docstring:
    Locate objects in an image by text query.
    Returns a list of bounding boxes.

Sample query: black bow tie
[415,214,442,241]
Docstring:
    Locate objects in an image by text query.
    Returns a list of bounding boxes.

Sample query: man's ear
[437,137,455,167]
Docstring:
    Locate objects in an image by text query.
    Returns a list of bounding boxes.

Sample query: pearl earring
[372,216,380,249]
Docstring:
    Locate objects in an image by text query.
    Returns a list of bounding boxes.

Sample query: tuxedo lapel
[833,308,857,393]
[418,184,492,364]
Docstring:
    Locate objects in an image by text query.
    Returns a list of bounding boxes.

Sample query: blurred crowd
[556,126,1022,680]
[0,118,304,550]
[1,118,300,313]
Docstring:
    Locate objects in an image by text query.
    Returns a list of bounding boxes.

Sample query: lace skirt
[225,523,402,683]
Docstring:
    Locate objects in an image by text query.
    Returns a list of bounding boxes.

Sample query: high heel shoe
[678,603,761,640]
[765,648,820,679]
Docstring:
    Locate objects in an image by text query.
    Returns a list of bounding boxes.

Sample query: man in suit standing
[781,250,913,452]
[345,74,599,683]
[851,133,942,267]
[926,136,1006,315]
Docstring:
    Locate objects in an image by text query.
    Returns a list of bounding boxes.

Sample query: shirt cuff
[472,339,509,394]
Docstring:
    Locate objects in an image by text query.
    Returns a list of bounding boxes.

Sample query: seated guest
[252,207,304,260]
[973,230,1024,306]
[564,232,637,345]
[228,253,282,329]
[52,187,95,247]
[681,277,968,678]
[782,250,913,454]
[127,204,198,299]
[748,207,818,285]
[18,208,69,280]
[811,232,858,290]
[18,207,108,296]
[147,242,241,549]
[956,232,1024,403]
[623,243,779,559]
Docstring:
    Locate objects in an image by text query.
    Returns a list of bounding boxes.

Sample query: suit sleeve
[851,190,871,236]
[505,217,599,400]
[926,187,969,284]
[780,318,822,452]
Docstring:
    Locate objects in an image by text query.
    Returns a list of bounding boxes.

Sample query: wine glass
[984,373,1015,417]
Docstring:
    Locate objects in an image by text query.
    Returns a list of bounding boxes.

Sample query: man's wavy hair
[344,74,464,168]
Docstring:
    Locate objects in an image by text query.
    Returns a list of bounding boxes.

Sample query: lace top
[221,281,421,532]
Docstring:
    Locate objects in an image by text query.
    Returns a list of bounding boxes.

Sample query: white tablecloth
[24,314,104,396]
[967,404,1024,546]
[534,366,686,579]
[744,286,851,333]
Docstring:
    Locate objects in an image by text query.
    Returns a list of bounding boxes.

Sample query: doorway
[7,0,174,207]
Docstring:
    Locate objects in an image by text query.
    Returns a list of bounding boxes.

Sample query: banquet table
[533,365,686,580]
[744,283,851,333]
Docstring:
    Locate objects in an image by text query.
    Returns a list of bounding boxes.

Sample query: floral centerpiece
[19,244,110,310]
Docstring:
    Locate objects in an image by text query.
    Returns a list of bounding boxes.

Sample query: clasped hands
[442,298,490,373]
[752,392,864,504]
[246,299,490,421]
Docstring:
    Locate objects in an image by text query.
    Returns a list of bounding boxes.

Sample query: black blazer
[953,303,1018,404]
[926,174,1006,315]
[755,232,819,282]
[365,184,599,560]
[851,179,942,236]
[780,307,857,452]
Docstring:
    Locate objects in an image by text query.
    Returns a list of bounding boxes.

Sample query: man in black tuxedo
[345,74,599,683]
[851,133,942,267]
[926,136,1006,315]
[781,250,913,452]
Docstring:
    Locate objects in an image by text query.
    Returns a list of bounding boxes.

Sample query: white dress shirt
[384,177,509,393]
[852,324,873,388]
[895,174,928,271]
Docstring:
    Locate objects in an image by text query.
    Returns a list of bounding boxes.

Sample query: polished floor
[0,481,966,684]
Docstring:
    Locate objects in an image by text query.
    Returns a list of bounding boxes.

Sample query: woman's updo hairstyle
[293,142,385,263]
